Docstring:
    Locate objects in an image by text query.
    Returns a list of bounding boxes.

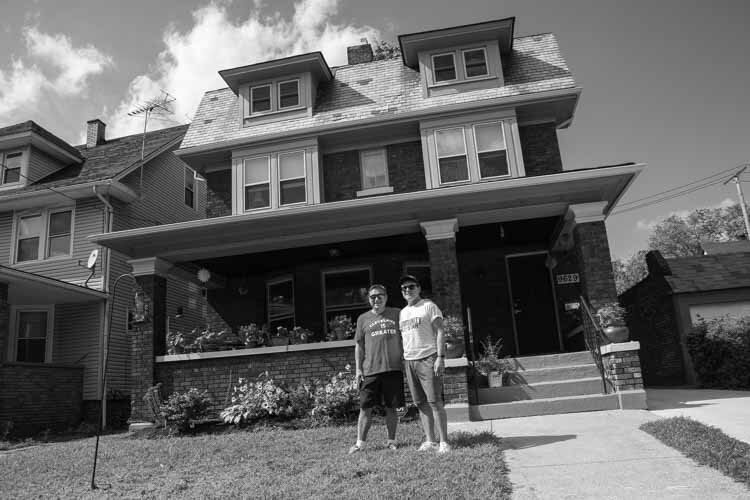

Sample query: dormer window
[463,48,488,78]
[1,151,22,185]
[432,53,456,83]
[251,85,272,113]
[278,80,300,109]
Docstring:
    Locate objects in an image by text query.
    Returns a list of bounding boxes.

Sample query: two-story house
[0,119,207,436]
[91,17,648,423]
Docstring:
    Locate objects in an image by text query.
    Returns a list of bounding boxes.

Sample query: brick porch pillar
[0,282,9,362]
[568,202,618,311]
[128,258,169,422]
[420,219,470,420]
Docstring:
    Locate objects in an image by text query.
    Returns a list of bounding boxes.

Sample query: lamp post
[91,273,147,490]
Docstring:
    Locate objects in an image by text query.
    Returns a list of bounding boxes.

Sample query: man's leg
[357,407,374,442]
[384,407,397,440]
[350,376,377,453]
[416,401,437,443]
[405,359,436,447]
[429,399,448,443]
[425,373,450,452]
[382,371,404,443]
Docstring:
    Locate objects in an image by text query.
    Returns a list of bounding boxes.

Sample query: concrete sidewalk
[647,388,750,444]
[449,409,749,499]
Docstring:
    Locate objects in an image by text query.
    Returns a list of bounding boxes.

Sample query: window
[184,167,195,208]
[15,310,49,363]
[435,128,469,183]
[473,123,508,178]
[1,151,22,185]
[15,208,73,263]
[360,149,389,190]
[404,263,432,299]
[267,277,295,332]
[278,80,300,109]
[243,156,271,210]
[432,53,456,83]
[278,151,306,206]
[323,268,371,327]
[251,85,272,113]
[463,48,488,78]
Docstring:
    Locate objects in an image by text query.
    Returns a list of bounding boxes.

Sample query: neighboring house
[91,17,647,422]
[621,245,750,386]
[0,119,206,436]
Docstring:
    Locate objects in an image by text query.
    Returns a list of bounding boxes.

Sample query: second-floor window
[360,149,389,190]
[278,151,306,205]
[15,208,73,263]
[435,128,469,183]
[244,156,271,210]
[1,151,22,185]
[474,123,508,178]
[184,166,195,208]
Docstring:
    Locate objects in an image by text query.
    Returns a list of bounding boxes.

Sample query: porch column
[567,202,618,310]
[128,257,169,422]
[420,219,470,419]
[0,282,8,362]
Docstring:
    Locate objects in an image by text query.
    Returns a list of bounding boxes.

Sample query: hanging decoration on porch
[197,268,211,283]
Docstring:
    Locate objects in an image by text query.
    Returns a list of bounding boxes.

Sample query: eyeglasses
[368,293,385,300]
[401,284,418,292]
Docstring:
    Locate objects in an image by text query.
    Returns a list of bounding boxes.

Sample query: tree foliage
[612,249,648,295]
[372,40,401,60]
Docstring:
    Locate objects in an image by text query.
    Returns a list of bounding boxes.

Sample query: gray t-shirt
[355,307,402,376]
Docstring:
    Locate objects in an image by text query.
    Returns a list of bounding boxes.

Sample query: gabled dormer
[219,52,333,128]
[399,17,514,98]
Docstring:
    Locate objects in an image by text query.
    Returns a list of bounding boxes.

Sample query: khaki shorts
[404,353,443,405]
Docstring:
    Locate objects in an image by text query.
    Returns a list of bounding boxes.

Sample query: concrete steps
[470,393,620,420]
[477,377,605,404]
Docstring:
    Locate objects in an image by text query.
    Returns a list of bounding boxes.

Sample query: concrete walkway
[647,388,750,444]
[449,409,749,499]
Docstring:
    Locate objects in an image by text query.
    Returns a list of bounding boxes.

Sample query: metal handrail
[579,296,612,394]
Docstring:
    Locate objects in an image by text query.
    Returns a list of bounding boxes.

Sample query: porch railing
[579,296,612,395]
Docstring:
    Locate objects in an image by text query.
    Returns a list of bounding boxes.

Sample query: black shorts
[359,371,405,409]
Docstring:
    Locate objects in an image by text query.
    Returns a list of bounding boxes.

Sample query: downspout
[94,184,114,427]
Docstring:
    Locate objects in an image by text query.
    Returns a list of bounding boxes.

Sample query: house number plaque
[556,273,580,284]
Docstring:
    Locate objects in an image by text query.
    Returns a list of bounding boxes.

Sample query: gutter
[0,179,137,209]
[93,185,114,426]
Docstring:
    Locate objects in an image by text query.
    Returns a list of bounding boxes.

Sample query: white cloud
[106,0,380,137]
[635,198,738,231]
[0,27,112,121]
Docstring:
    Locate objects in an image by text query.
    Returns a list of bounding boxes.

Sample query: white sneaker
[417,441,438,451]
[438,442,451,454]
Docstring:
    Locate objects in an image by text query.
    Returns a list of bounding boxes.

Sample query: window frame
[250,83,273,115]
[472,121,510,180]
[13,207,74,264]
[359,148,390,191]
[1,151,23,186]
[184,166,195,209]
[321,266,372,330]
[462,47,489,79]
[277,150,307,207]
[434,126,470,185]
[266,275,295,332]
[431,52,457,83]
[277,79,300,110]
[8,305,54,363]
[242,155,272,211]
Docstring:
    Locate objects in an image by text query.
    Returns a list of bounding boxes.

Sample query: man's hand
[434,356,445,376]
[356,369,364,384]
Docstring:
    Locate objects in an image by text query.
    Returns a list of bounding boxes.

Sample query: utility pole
[724,165,750,239]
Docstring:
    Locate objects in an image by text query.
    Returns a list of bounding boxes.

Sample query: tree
[612,250,648,295]
[372,40,401,60]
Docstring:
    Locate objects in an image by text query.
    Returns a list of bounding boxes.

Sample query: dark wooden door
[507,253,560,355]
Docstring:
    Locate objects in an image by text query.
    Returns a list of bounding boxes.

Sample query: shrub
[221,373,312,426]
[160,388,213,433]
[310,367,359,425]
[687,315,750,389]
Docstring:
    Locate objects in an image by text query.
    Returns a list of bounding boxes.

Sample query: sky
[1,0,748,259]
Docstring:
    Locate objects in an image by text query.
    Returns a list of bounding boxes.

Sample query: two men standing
[350,275,450,454]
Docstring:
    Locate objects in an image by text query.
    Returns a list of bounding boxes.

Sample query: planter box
[488,371,504,387]
[270,336,290,346]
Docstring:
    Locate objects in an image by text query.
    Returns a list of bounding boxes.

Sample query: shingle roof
[0,120,83,160]
[664,252,750,293]
[1,124,188,196]
[181,33,575,150]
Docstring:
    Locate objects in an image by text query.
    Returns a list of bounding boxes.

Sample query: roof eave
[218,52,333,94]
[0,180,136,211]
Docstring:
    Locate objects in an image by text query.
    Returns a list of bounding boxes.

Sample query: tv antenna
[127,90,176,194]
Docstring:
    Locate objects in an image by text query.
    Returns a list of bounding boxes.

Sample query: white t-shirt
[399,299,443,360]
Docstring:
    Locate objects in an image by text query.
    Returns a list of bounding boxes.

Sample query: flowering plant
[290,326,315,344]
[237,323,266,347]
[475,336,512,376]
[596,303,627,328]
[327,315,355,340]
[220,372,311,425]
[310,364,359,424]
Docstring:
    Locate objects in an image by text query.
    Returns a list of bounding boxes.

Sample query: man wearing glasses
[398,274,450,454]
[349,284,404,454]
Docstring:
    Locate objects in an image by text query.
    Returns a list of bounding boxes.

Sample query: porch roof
[0,266,107,305]
[89,163,643,263]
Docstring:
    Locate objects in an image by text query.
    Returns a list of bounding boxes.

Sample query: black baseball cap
[399,274,420,287]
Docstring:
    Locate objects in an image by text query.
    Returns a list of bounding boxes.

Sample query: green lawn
[641,416,750,488]
[0,422,511,499]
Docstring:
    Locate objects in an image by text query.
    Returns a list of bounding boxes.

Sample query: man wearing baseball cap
[398,274,450,454]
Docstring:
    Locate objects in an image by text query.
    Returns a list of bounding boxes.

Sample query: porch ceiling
[90,163,643,262]
[0,266,106,305]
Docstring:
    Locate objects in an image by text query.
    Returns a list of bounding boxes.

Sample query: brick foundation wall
[0,363,83,437]
[602,349,644,392]
[205,170,232,218]
[573,221,618,310]
[518,123,563,176]
[0,283,8,363]
[443,367,469,404]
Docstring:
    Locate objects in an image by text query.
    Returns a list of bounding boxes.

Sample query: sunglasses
[368,293,386,300]
[401,284,418,292]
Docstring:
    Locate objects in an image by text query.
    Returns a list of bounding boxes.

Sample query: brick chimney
[347,42,373,65]
[86,119,106,148]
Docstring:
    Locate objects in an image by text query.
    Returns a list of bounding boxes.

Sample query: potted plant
[475,336,512,387]
[270,326,290,346]
[595,302,629,343]
[237,323,265,348]
[290,326,315,344]
[442,315,466,359]
[328,315,355,341]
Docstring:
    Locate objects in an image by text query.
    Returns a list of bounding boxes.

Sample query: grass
[0,421,511,499]
[640,417,750,487]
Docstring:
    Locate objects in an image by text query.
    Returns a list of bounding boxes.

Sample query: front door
[506,252,560,355]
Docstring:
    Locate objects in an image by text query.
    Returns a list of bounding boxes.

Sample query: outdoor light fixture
[91,273,147,490]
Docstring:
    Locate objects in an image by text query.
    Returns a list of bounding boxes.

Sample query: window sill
[244,105,306,123]
[156,339,355,363]
[428,74,497,89]
[13,255,73,266]
[356,186,394,197]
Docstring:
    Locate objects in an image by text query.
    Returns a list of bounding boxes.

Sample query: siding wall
[52,302,102,400]
[28,147,65,183]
